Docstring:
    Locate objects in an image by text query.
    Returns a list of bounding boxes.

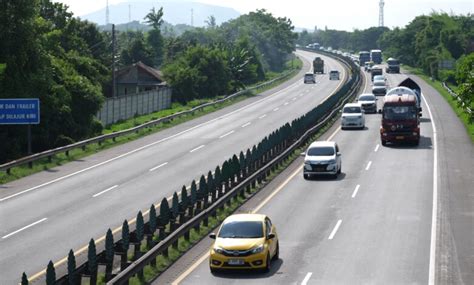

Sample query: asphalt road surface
[0,50,348,284]
[159,61,473,285]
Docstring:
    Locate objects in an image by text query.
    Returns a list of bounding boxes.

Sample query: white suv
[341,103,365,129]
[329,70,340,80]
[303,141,342,179]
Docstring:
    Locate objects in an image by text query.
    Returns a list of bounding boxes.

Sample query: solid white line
[328,219,342,240]
[301,272,313,285]
[92,185,119,198]
[365,161,372,170]
[2,218,47,239]
[284,102,289,105]
[258,114,267,119]
[352,184,360,198]
[149,162,168,172]
[241,122,251,128]
[424,92,438,285]
[219,130,235,139]
[0,71,307,203]
[273,107,280,112]
[189,145,205,153]
[374,144,380,152]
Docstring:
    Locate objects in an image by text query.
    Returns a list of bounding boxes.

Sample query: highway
[0,50,348,283]
[157,61,473,284]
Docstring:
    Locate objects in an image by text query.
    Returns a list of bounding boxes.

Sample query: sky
[56,0,473,31]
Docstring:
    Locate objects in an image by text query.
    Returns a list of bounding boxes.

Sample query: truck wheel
[381,140,387,146]
[414,139,420,146]
[304,173,310,180]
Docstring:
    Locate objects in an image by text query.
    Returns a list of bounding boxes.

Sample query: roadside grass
[0,58,303,185]
[403,66,474,142]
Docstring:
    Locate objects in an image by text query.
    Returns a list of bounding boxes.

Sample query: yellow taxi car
[209,214,279,273]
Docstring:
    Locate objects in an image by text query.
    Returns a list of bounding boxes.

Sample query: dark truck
[386,57,400,73]
[380,78,421,146]
[313,57,324,74]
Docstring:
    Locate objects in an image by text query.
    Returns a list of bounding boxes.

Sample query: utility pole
[191,8,194,26]
[379,0,385,27]
[112,24,116,97]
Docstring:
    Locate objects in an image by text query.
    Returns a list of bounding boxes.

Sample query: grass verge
[0,58,303,185]
[403,66,473,142]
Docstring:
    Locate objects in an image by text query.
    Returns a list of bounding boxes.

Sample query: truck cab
[386,58,400,73]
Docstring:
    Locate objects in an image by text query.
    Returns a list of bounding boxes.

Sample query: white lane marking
[327,126,341,141]
[219,130,235,139]
[189,145,205,153]
[299,94,304,97]
[374,144,380,152]
[92,185,119,198]
[328,219,342,240]
[149,162,168,172]
[0,71,307,203]
[273,107,280,112]
[301,272,313,285]
[425,92,438,285]
[284,102,289,105]
[352,184,360,198]
[2,218,47,239]
[241,122,251,128]
[259,114,267,119]
[173,161,305,285]
[365,161,372,170]
[292,97,297,101]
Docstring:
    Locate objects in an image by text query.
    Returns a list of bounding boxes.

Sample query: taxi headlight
[250,244,264,254]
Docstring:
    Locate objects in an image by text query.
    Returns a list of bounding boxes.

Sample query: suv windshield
[218,221,263,238]
[308,146,335,156]
[383,106,417,120]
[374,81,385,86]
[343,106,361,113]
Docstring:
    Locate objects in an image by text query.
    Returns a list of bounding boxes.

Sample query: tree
[67,249,76,285]
[87,239,97,285]
[144,7,164,30]
[122,220,130,252]
[205,15,217,28]
[172,192,180,221]
[46,260,56,285]
[21,272,28,285]
[105,229,114,280]
[136,211,144,242]
[159,198,170,228]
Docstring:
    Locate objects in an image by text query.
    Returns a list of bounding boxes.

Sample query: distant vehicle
[386,57,400,73]
[372,80,387,96]
[364,61,374,72]
[341,103,365,130]
[380,79,421,146]
[303,141,342,179]
[313,57,324,74]
[371,65,383,80]
[370,49,383,64]
[359,51,371,66]
[358,93,377,113]
[373,75,386,82]
[329,70,340,80]
[209,214,279,272]
[304,72,316,84]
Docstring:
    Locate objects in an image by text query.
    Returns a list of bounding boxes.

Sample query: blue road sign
[0,98,40,125]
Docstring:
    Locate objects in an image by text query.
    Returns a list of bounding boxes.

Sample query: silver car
[372,80,387,96]
[303,141,342,179]
[357,93,377,113]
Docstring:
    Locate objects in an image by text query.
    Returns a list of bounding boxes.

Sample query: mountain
[81,1,240,27]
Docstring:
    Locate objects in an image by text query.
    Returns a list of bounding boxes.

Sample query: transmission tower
[106,0,110,25]
[379,0,385,27]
